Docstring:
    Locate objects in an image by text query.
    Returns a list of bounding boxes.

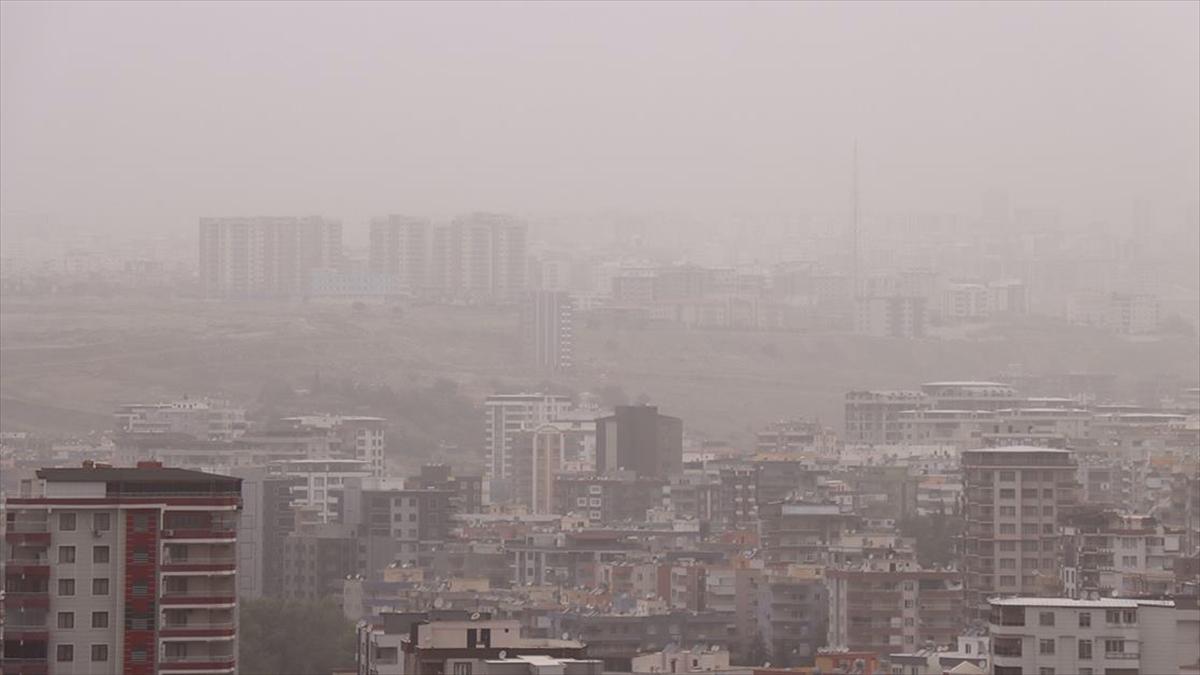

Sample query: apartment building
[429,213,528,302]
[755,565,829,667]
[854,295,927,339]
[484,394,572,498]
[198,216,342,299]
[268,458,374,523]
[522,290,575,375]
[845,390,927,445]
[510,424,574,514]
[282,415,387,477]
[369,214,430,293]
[114,398,246,441]
[1,462,242,675]
[759,500,854,565]
[826,559,963,656]
[989,597,1199,675]
[961,446,1079,619]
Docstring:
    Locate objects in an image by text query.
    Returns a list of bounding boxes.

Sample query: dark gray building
[595,405,683,479]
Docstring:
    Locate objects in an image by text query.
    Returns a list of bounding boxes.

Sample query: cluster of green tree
[238,598,356,675]
[898,512,964,568]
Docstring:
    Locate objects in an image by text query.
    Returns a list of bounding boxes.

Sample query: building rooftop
[990,597,1174,609]
[38,465,239,485]
[962,445,1072,454]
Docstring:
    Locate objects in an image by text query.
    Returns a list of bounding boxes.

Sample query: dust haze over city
[1,2,1198,675]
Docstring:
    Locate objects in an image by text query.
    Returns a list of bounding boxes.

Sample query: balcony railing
[5,522,50,533]
[159,654,235,663]
[1106,652,1139,660]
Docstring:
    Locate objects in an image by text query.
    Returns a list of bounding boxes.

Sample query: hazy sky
[2,1,1197,236]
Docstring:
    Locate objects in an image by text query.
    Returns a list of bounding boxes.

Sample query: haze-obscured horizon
[2,0,1198,241]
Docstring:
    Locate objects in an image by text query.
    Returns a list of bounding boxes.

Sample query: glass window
[58,612,74,629]
[58,578,75,596]
[91,644,109,662]
[93,546,110,564]
[92,578,110,595]
[57,645,74,662]
[92,611,109,628]
[59,513,77,531]
[93,512,111,531]
[1079,612,1091,627]
[1078,639,1092,660]
[1039,639,1055,655]
[1039,611,1055,626]
[59,546,76,564]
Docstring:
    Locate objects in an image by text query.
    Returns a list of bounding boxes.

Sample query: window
[93,546,110,564]
[1079,669,1093,675]
[576,497,587,506]
[454,664,473,675]
[58,578,75,596]
[1122,555,1137,567]
[1106,610,1121,624]
[904,599,913,608]
[59,546,76,564]
[408,514,417,522]
[1000,506,1016,516]
[999,523,1016,534]
[999,541,1016,551]
[1038,669,1054,675]
[999,558,1016,569]
[1078,639,1092,660]
[1105,639,1125,655]
[58,612,75,629]
[91,644,109,662]
[1039,611,1055,626]
[1122,538,1137,549]
[59,512,77,531]
[1025,558,1040,570]
[131,649,147,663]
[1122,609,1136,624]
[999,489,1015,499]
[1043,488,1054,498]
[92,611,109,628]
[1079,612,1091,627]
[57,645,74,662]
[1022,523,1037,535]
[999,575,1016,587]
[93,512,111,531]
[589,497,602,507]
[92,578,109,595]
[1039,639,1055,655]
[1043,505,1054,516]
[1042,524,1055,534]
[999,471,1015,482]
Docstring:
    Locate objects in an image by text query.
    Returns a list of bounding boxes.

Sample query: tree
[239,598,356,675]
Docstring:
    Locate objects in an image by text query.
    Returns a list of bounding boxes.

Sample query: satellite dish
[562,632,571,641]
[433,598,446,609]
[499,651,507,659]
[470,612,481,620]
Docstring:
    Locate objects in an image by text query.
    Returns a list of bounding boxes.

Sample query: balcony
[161,557,238,575]
[4,592,51,609]
[160,589,237,606]
[5,557,51,576]
[161,528,236,542]
[1105,652,1139,660]
[158,655,236,673]
[0,659,49,675]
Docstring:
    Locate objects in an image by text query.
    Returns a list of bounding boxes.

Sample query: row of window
[56,611,109,629]
[57,545,110,564]
[54,644,109,663]
[57,578,111,596]
[997,523,1056,535]
[57,513,111,532]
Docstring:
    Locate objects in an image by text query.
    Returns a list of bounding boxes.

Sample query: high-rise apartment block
[198,216,342,298]
[429,213,528,301]
[1,462,242,675]
[961,446,1079,618]
[483,394,572,486]
[595,405,683,479]
[522,290,575,374]
[369,215,429,294]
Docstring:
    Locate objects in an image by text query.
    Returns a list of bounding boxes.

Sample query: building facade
[1,462,242,675]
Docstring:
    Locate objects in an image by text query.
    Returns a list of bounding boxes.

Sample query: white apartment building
[268,458,374,523]
[484,394,572,486]
[198,216,342,299]
[114,398,247,441]
[989,597,1199,675]
[283,415,387,477]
